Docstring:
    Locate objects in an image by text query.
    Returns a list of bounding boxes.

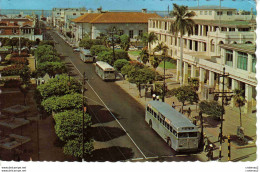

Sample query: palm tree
[170,3,195,84]
[141,32,158,56]
[233,89,246,127]
[154,42,169,102]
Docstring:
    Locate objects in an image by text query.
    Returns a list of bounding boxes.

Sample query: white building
[71,10,162,43]
[148,5,256,114]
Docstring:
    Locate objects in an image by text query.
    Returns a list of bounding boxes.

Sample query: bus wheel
[149,120,152,129]
[167,137,172,147]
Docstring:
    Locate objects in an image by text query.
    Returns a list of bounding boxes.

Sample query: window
[194,25,198,35]
[189,132,197,137]
[237,52,248,71]
[12,28,17,34]
[238,28,250,31]
[138,30,143,37]
[227,11,233,16]
[252,55,256,73]
[80,13,84,15]
[225,49,233,67]
[229,28,235,32]
[119,30,124,36]
[170,126,173,132]
[203,42,207,51]
[209,11,212,15]
[200,11,203,15]
[178,133,188,138]
[204,11,208,15]
[73,13,76,15]
[170,37,173,45]
[165,22,167,30]
[129,30,134,38]
[217,11,223,15]
[174,37,177,46]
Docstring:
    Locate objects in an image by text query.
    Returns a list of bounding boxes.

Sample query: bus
[145,101,199,152]
[95,61,116,81]
[80,49,95,62]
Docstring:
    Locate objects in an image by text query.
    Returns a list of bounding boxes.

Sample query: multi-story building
[51,7,87,34]
[148,5,256,114]
[0,15,42,41]
[71,9,162,43]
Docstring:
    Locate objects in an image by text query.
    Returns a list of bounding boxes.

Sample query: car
[73,48,80,52]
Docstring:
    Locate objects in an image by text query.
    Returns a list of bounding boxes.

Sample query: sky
[0,0,257,11]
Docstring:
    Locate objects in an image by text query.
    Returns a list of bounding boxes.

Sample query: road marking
[67,56,147,159]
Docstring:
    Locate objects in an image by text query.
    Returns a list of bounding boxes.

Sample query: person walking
[207,144,214,161]
[172,101,175,109]
[187,107,191,118]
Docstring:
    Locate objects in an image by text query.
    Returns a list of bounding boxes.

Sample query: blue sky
[0,0,256,11]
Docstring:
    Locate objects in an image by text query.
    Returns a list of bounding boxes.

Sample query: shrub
[9,57,28,65]
[11,52,29,57]
[1,64,25,76]
[90,45,109,56]
[97,49,130,66]
[5,54,12,61]
[113,59,129,72]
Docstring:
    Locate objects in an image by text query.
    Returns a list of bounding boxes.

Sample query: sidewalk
[120,53,257,162]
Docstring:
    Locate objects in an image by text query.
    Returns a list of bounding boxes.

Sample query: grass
[159,61,176,69]
[128,50,141,56]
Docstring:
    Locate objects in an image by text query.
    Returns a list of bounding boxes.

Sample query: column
[247,54,252,72]
[244,84,252,114]
[209,71,215,88]
[176,59,181,82]
[198,25,201,36]
[202,25,204,36]
[231,79,239,107]
[187,39,190,51]
[199,68,205,92]
[233,50,238,69]
[183,62,189,85]
[191,65,196,78]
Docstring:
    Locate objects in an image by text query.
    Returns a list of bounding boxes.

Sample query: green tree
[189,78,199,91]
[35,45,56,60]
[113,59,129,72]
[53,110,91,142]
[11,37,19,52]
[120,34,130,51]
[141,32,158,55]
[41,93,83,114]
[233,89,246,127]
[199,101,224,119]
[168,86,199,112]
[63,138,94,159]
[79,35,93,49]
[39,40,55,46]
[37,54,60,63]
[149,55,162,70]
[26,40,36,53]
[36,61,67,78]
[121,64,135,78]
[37,74,81,100]
[139,49,149,64]
[97,49,129,66]
[19,65,31,85]
[90,45,109,56]
[170,3,195,84]
[128,67,156,97]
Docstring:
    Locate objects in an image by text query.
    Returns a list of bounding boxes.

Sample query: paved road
[46,29,203,161]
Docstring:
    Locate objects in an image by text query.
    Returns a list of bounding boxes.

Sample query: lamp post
[162,55,166,102]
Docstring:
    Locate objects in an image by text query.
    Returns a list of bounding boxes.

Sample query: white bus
[145,101,199,152]
[95,61,116,81]
[80,49,95,62]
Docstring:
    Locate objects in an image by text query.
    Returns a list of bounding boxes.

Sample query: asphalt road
[46,29,202,162]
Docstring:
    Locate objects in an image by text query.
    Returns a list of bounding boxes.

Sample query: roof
[147,101,198,132]
[188,5,236,10]
[96,61,115,70]
[220,44,256,54]
[73,12,162,24]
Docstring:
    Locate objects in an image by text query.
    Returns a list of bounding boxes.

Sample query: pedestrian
[172,101,175,109]
[187,107,191,118]
[152,94,156,100]
[193,118,197,125]
[204,135,208,152]
[207,144,214,161]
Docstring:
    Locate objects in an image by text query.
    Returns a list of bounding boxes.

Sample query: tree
[141,32,158,55]
[149,55,162,70]
[36,74,81,100]
[199,101,224,119]
[37,54,60,63]
[53,110,91,142]
[41,93,83,114]
[153,42,169,56]
[39,40,55,46]
[189,78,199,91]
[139,49,149,64]
[90,45,109,56]
[97,49,129,66]
[170,3,195,84]
[36,61,67,78]
[11,37,19,52]
[79,35,93,49]
[168,86,199,113]
[113,59,129,72]
[26,40,36,53]
[96,33,109,48]
[35,45,56,60]
[128,67,156,97]
[121,64,135,78]
[120,34,130,51]
[19,65,31,85]
[233,89,246,127]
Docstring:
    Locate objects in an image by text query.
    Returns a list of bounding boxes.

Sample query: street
[47,29,203,161]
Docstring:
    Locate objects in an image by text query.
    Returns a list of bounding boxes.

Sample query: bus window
[172,130,177,136]
[157,115,160,120]
[166,123,169,130]
[189,132,197,137]
[178,133,188,138]
[147,106,149,112]
[170,126,173,132]
[154,113,157,118]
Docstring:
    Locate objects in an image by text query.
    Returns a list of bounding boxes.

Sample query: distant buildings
[71,9,161,43]
[148,5,256,113]
[0,13,42,41]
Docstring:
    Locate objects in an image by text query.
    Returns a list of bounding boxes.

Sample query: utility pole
[82,72,86,162]
[162,55,166,102]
